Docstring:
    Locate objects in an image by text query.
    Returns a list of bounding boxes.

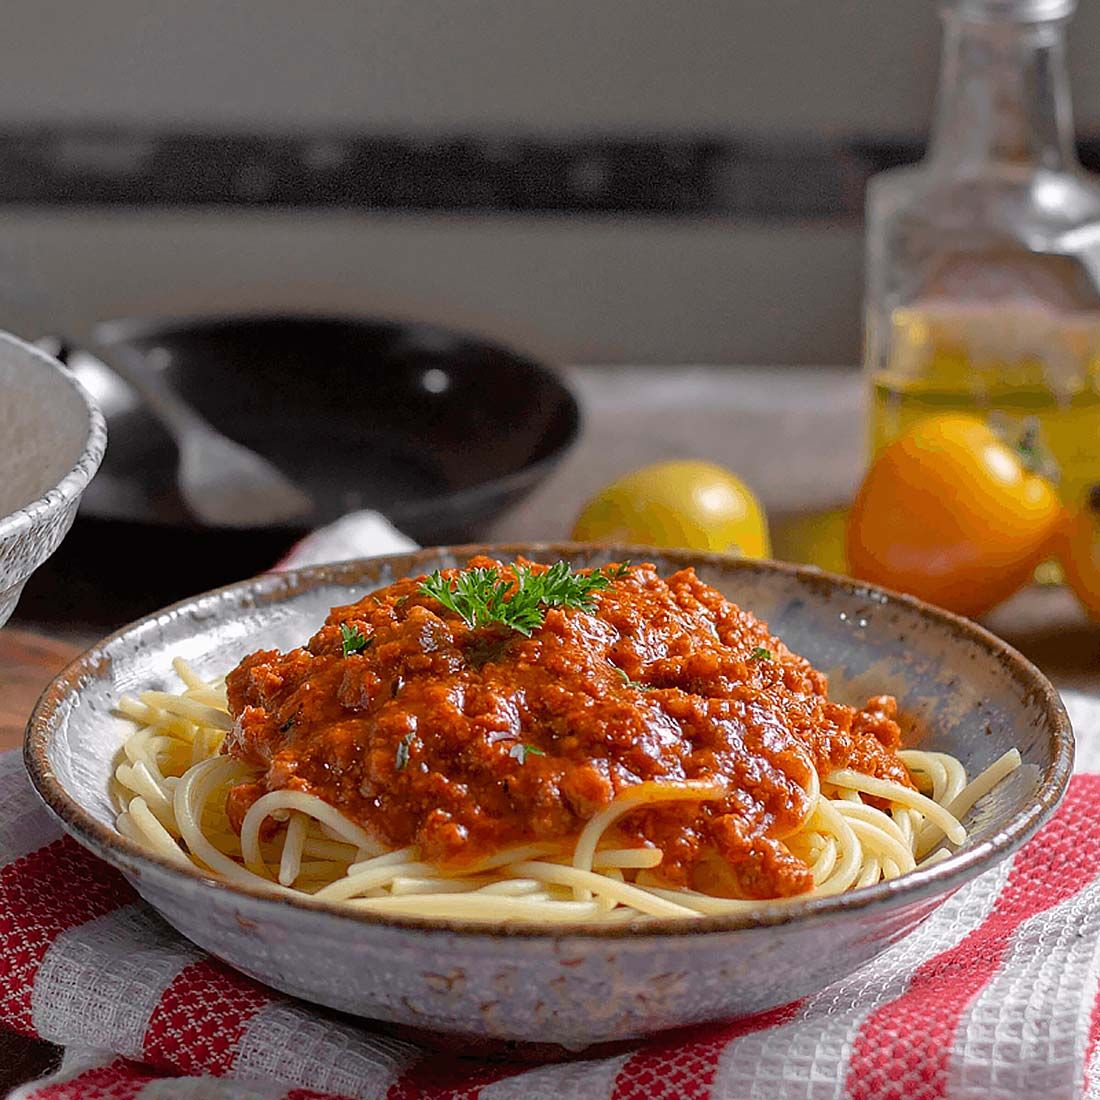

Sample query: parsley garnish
[508,743,545,764]
[612,664,649,690]
[338,624,374,655]
[749,646,772,662]
[340,622,372,657]
[418,561,626,637]
[395,733,413,771]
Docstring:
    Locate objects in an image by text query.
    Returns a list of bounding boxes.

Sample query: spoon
[92,341,314,529]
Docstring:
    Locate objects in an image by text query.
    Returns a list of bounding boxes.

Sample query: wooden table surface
[1,629,82,750]
[3,365,1099,1089]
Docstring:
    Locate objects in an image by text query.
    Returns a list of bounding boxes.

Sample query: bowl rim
[84,312,581,533]
[24,543,1075,941]
[0,331,108,545]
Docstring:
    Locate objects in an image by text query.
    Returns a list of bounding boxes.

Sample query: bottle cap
[944,0,1075,21]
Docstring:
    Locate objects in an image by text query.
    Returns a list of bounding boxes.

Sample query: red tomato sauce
[223,558,910,899]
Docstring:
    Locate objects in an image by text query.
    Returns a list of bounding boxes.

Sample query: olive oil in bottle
[864,0,1100,507]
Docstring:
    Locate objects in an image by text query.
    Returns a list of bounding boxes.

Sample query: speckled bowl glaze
[0,332,106,626]
[26,545,1073,1048]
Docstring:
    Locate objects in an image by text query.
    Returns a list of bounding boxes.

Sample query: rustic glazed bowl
[25,545,1073,1048]
[0,332,106,627]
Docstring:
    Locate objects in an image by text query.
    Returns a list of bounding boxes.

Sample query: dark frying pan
[17,314,579,628]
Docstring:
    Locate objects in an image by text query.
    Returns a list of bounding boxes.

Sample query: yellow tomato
[572,460,770,557]
[1057,491,1100,618]
[845,415,1061,618]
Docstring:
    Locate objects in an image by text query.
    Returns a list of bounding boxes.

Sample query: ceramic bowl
[0,332,106,627]
[25,545,1073,1048]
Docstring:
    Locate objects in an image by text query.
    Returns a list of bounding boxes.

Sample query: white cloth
[274,509,417,570]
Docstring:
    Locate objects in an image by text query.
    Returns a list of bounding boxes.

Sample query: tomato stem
[1011,417,1060,485]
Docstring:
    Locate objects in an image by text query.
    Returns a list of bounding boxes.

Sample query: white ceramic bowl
[25,546,1073,1050]
[0,333,106,626]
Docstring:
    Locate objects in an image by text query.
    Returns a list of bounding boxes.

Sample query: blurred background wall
[0,0,1098,365]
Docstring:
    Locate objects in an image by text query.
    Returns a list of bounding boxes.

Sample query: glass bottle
[864,0,1100,508]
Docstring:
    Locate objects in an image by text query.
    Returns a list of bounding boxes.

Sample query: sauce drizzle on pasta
[224,559,911,899]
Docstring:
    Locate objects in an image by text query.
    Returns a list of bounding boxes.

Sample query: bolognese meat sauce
[223,558,910,899]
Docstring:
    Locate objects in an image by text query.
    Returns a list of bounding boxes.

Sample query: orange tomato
[845,414,1062,618]
[1057,490,1100,618]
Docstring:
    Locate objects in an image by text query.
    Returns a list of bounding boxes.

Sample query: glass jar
[864,0,1100,508]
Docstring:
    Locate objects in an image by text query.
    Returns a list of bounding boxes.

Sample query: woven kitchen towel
[2,691,1100,1100]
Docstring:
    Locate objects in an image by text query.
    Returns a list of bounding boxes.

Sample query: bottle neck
[928,8,1077,174]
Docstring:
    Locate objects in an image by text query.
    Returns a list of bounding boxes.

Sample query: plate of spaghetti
[26,545,1073,1047]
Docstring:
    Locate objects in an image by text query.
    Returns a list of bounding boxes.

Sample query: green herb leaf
[508,743,545,765]
[395,732,413,771]
[612,664,649,690]
[749,646,772,662]
[418,560,623,636]
[606,561,632,579]
[340,622,371,657]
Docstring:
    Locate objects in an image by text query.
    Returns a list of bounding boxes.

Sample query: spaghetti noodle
[111,559,1021,923]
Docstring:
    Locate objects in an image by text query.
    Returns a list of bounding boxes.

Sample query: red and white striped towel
[1,692,1099,1100]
